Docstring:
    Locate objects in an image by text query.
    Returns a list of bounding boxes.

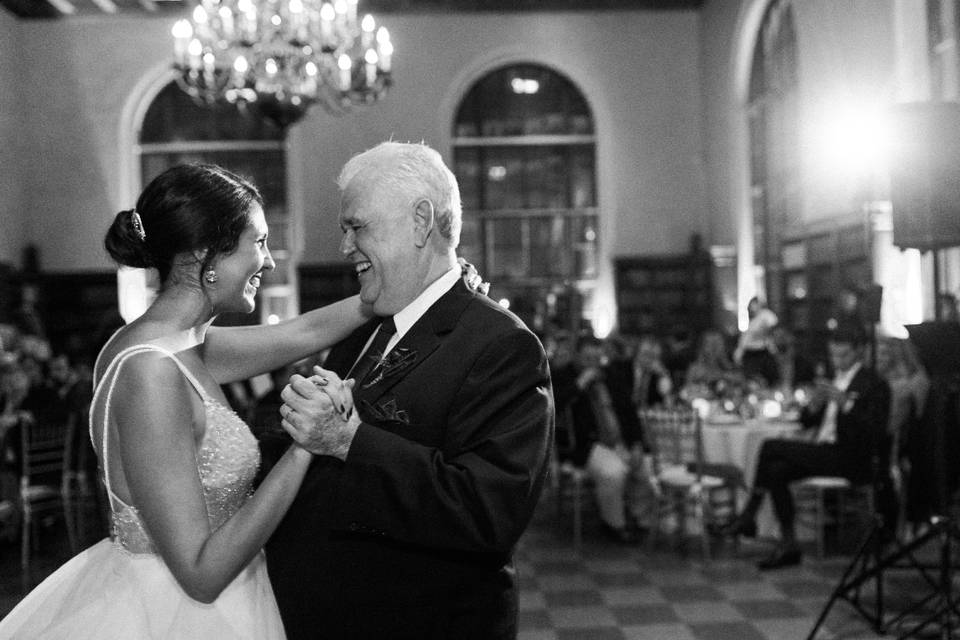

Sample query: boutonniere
[841,391,860,414]
[361,396,410,425]
[363,347,418,388]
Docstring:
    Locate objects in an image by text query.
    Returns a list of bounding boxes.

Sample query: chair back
[639,407,703,478]
[20,416,69,491]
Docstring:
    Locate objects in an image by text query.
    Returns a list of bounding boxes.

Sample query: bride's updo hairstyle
[104,163,263,285]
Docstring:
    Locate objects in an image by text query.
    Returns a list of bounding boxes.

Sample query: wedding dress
[0,343,286,639]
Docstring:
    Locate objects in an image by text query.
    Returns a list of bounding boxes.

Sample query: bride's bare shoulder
[94,321,167,380]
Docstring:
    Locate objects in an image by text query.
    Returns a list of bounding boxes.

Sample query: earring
[204,269,218,284]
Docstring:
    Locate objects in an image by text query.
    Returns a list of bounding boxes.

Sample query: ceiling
[1,0,703,19]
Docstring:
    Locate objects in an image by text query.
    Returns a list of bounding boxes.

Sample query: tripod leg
[805,525,880,640]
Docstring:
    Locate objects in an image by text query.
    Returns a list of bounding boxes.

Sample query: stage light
[806,100,892,181]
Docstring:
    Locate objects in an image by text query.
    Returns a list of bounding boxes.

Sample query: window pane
[570,146,596,208]
[569,216,598,278]
[454,148,481,210]
[525,147,568,209]
[458,214,484,273]
[483,148,524,210]
[453,64,593,138]
[141,83,284,143]
[529,216,567,277]
[488,218,525,277]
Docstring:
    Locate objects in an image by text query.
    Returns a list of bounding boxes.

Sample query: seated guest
[554,335,647,543]
[734,296,780,387]
[632,334,674,409]
[719,327,890,569]
[683,328,742,397]
[771,326,817,393]
[875,335,930,532]
[663,328,696,391]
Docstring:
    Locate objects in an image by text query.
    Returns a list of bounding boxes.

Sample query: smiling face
[338,177,425,315]
[209,203,274,315]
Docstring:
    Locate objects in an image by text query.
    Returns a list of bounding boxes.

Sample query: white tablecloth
[701,417,801,538]
[702,418,800,485]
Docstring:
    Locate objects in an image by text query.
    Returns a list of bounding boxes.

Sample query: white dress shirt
[355,266,461,365]
[815,362,862,445]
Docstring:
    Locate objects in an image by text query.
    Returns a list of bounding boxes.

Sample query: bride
[0,163,367,639]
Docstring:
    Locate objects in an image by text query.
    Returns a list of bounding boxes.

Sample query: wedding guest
[0,357,31,544]
[771,326,816,392]
[632,334,674,409]
[683,328,742,397]
[875,335,930,533]
[560,334,645,543]
[734,296,780,386]
[266,142,553,640]
[0,163,373,638]
[719,326,890,569]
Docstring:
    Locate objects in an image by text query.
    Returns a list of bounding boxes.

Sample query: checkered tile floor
[516,496,956,640]
[2,495,957,639]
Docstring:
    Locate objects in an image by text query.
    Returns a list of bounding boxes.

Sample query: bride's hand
[308,365,355,420]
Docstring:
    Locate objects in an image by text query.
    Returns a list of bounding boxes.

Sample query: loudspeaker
[889,102,960,251]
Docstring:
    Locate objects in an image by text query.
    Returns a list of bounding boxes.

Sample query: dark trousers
[753,438,843,537]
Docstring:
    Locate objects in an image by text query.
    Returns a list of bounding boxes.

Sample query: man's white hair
[337,141,462,248]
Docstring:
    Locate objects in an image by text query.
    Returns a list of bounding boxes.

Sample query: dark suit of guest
[263,280,553,640]
[753,364,890,538]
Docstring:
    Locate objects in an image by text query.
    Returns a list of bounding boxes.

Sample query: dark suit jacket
[263,280,554,640]
[800,365,890,484]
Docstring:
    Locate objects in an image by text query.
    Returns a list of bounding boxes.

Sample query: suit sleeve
[329,326,554,554]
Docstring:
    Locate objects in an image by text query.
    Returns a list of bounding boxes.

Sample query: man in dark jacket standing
[265,141,554,639]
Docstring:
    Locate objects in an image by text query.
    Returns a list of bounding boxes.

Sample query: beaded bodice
[92,344,260,554]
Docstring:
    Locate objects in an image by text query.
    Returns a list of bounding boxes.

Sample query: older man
[265,142,554,639]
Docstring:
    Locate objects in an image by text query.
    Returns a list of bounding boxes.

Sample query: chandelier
[171,0,393,129]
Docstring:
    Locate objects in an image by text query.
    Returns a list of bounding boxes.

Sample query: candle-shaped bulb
[218,6,234,38]
[192,4,208,24]
[364,48,378,86]
[361,13,375,48]
[265,58,279,76]
[338,53,352,91]
[377,31,393,72]
[172,19,193,63]
[172,19,193,39]
[233,55,249,73]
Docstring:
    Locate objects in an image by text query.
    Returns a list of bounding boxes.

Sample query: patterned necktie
[347,316,397,384]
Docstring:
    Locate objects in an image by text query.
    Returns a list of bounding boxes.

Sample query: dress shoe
[712,514,757,538]
[756,546,802,570]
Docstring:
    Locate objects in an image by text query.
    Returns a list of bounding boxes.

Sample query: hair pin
[130,210,146,242]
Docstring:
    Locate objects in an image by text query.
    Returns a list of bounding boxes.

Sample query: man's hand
[280,373,361,461]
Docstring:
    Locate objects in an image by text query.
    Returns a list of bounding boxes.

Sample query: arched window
[452,64,597,333]
[747,0,799,311]
[137,84,294,326]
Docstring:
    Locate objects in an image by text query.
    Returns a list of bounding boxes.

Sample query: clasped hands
[279,366,360,461]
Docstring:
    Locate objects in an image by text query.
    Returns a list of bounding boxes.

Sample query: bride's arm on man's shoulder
[114,352,320,603]
[203,294,371,383]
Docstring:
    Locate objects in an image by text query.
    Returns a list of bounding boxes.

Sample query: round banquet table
[701,416,802,539]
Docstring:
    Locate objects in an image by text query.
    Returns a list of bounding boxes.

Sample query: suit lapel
[358,280,475,406]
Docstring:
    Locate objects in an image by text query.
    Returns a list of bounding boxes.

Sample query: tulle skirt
[0,539,286,639]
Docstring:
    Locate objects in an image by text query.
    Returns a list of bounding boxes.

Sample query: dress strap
[91,344,210,509]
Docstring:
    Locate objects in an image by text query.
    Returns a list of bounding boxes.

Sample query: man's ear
[413,198,435,247]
